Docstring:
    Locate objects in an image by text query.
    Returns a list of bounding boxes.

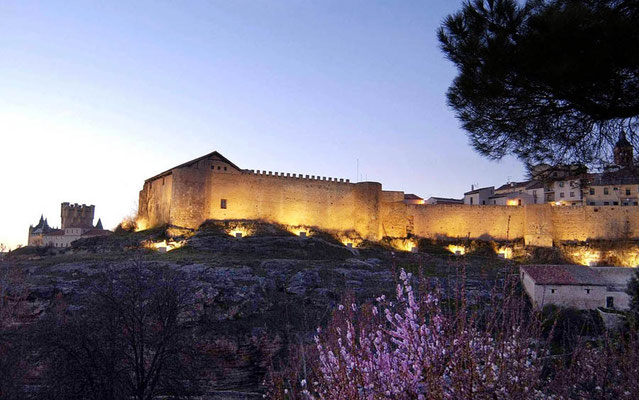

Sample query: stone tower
[614,131,634,168]
[60,202,95,229]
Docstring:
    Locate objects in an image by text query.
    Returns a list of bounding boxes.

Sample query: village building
[520,265,634,310]
[425,196,463,205]
[548,177,584,206]
[28,203,110,248]
[488,191,535,206]
[463,186,494,205]
[463,133,638,207]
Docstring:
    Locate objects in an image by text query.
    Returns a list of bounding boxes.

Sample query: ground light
[144,239,184,252]
[447,244,466,256]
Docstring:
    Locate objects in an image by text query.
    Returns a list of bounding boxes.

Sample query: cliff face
[4,223,502,398]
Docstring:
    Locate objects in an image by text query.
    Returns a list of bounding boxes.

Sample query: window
[627,188,631,195]
[560,192,565,198]
[518,199,522,206]
[220,199,227,209]
[585,289,590,294]
[589,202,595,205]
[482,200,486,205]
[570,192,575,197]
[470,197,473,205]
[559,182,565,187]
[604,188,609,195]
[550,289,556,294]
[607,296,614,308]
[218,166,221,170]
[624,202,629,206]
[634,202,638,206]
[613,201,619,206]
[604,201,610,205]
[589,188,595,195]
[224,167,227,171]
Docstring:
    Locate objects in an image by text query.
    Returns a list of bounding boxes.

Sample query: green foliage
[438,0,639,166]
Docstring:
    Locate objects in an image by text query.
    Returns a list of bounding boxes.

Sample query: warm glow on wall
[336,232,363,248]
[227,227,252,238]
[496,246,513,259]
[143,239,184,252]
[447,244,466,255]
[134,218,149,232]
[288,226,314,237]
[506,199,519,206]
[389,238,419,252]
[568,248,601,266]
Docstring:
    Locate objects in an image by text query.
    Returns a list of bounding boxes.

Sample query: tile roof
[428,197,463,202]
[525,181,545,190]
[495,181,530,191]
[589,168,639,186]
[146,151,242,182]
[404,193,423,200]
[464,186,494,195]
[521,265,606,286]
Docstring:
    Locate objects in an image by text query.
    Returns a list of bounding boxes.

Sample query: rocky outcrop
[4,227,505,398]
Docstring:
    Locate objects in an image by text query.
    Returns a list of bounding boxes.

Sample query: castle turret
[61,202,95,229]
[614,131,634,168]
[95,218,103,230]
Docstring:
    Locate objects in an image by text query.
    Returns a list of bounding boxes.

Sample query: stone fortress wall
[137,151,639,247]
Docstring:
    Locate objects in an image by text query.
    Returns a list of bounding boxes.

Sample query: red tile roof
[521,265,606,286]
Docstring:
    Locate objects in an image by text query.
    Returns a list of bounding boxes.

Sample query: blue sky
[0,1,524,249]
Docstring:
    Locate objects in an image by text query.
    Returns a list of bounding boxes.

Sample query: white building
[520,265,634,310]
[488,191,535,206]
[463,186,494,205]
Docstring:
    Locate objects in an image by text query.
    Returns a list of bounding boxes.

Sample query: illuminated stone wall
[201,172,382,240]
[137,173,173,229]
[407,204,526,241]
[550,206,639,242]
[138,153,639,246]
[138,155,383,240]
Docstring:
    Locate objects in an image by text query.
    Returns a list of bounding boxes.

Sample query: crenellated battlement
[61,202,95,229]
[243,169,351,183]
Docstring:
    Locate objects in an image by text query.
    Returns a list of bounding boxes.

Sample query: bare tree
[0,251,30,399]
[35,261,201,400]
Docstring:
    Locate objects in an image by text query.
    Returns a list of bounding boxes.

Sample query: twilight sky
[0,0,525,249]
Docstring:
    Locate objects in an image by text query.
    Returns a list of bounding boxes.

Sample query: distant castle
[28,202,110,248]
